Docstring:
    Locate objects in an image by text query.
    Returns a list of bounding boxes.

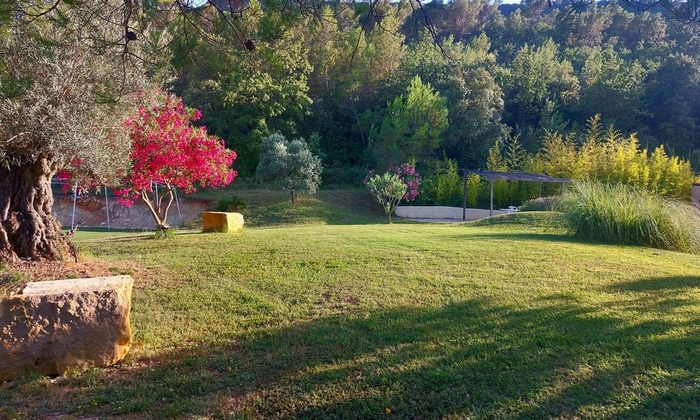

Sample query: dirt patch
[52,195,213,230]
[0,258,133,296]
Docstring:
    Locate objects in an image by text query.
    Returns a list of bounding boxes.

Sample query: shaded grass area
[2,218,699,419]
[470,211,568,231]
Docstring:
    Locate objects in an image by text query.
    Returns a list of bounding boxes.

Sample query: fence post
[104,184,110,230]
[71,182,78,231]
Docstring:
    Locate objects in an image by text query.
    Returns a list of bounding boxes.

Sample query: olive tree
[255,134,323,204]
[0,22,154,262]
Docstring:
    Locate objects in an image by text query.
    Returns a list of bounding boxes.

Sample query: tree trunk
[139,186,174,230]
[291,189,296,204]
[0,158,70,262]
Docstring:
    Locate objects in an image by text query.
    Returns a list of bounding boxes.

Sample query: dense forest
[170,0,700,191]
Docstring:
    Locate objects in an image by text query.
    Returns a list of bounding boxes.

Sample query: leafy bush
[366,172,407,224]
[365,162,421,203]
[539,116,695,198]
[216,195,249,212]
[154,225,176,240]
[519,196,560,212]
[558,181,700,253]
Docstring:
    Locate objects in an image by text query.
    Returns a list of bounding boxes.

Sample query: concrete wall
[395,206,507,221]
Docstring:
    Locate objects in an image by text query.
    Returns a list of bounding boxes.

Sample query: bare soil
[52,194,212,230]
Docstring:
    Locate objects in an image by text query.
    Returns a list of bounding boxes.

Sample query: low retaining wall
[395,206,507,221]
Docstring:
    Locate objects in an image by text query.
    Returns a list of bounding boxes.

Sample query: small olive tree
[255,134,323,204]
[366,173,407,224]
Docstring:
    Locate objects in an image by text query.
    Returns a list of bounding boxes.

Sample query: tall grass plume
[558,181,700,253]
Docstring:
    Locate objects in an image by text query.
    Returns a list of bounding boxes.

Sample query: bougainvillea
[117,94,237,230]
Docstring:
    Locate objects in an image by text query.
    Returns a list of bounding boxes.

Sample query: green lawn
[1,199,699,419]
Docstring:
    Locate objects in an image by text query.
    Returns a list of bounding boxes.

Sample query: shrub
[366,173,407,224]
[154,225,176,240]
[216,195,249,212]
[365,162,421,204]
[558,181,700,253]
[391,163,421,202]
[520,196,560,212]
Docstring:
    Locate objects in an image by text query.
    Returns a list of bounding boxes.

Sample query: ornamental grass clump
[558,181,700,254]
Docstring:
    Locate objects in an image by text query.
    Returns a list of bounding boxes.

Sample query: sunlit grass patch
[2,197,700,419]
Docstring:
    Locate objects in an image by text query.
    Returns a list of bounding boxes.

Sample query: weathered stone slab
[202,211,244,233]
[0,275,133,381]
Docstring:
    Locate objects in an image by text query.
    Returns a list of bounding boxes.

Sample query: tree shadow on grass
[444,231,588,247]
[607,275,700,293]
[446,229,677,253]
[3,277,700,419]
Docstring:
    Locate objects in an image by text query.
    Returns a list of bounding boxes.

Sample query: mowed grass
[1,196,700,419]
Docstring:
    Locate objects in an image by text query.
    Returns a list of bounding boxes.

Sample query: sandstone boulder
[0,275,134,381]
[202,211,244,233]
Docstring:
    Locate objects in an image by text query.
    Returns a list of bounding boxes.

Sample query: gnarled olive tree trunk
[0,158,70,262]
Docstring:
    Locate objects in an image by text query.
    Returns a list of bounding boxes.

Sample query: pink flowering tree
[117,94,237,231]
[390,163,421,202]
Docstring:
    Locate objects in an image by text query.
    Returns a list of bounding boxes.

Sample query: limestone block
[0,275,134,381]
[202,211,244,233]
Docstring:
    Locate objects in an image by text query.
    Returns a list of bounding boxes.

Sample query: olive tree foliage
[255,134,323,204]
[0,10,162,262]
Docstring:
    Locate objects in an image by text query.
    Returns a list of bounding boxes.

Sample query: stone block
[0,275,134,381]
[202,211,244,233]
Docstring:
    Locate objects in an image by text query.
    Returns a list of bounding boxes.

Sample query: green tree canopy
[255,133,323,203]
[369,75,448,170]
